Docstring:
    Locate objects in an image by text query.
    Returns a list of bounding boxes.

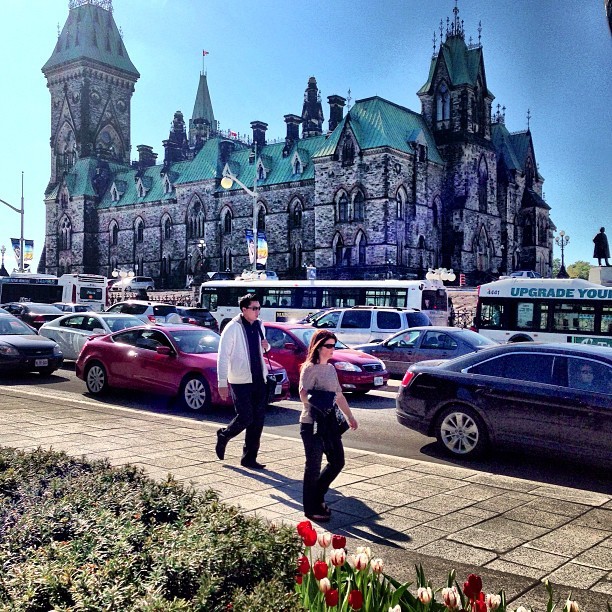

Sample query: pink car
[76,324,289,411]
[263,322,389,394]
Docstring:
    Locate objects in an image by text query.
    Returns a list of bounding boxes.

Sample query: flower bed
[294,521,606,612]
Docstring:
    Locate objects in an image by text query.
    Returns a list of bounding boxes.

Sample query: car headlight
[333,361,362,372]
[0,343,19,356]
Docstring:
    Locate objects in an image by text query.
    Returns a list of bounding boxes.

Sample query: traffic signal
[459,273,466,286]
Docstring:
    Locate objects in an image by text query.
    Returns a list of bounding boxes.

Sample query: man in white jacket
[216,293,270,469]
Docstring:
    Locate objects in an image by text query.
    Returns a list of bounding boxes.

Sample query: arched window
[478,156,488,213]
[353,191,365,222]
[187,197,205,238]
[291,199,303,228]
[58,217,72,251]
[110,221,119,246]
[135,218,144,243]
[473,226,491,271]
[163,217,172,240]
[222,209,232,235]
[436,82,451,124]
[356,231,367,265]
[337,192,349,223]
[257,205,266,231]
[396,188,406,219]
[342,138,355,166]
[333,234,344,267]
[293,158,302,175]
[291,242,303,269]
[222,248,232,272]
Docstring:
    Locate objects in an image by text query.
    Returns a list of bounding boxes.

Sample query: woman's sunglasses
[320,343,336,349]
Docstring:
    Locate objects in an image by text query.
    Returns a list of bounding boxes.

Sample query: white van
[123,276,155,291]
[310,306,431,346]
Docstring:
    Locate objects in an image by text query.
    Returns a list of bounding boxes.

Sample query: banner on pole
[10,238,20,266]
[24,240,33,262]
[257,231,268,267]
[245,229,256,264]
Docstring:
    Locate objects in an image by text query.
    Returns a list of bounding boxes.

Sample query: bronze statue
[593,227,610,266]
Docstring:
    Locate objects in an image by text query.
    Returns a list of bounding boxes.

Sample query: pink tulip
[417,586,433,604]
[318,531,332,548]
[388,607,401,612]
[318,577,332,593]
[567,601,580,612]
[442,586,460,609]
[353,552,369,570]
[370,558,384,574]
[330,548,346,567]
[486,593,501,610]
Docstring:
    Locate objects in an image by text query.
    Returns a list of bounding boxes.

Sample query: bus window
[322,289,359,308]
[302,289,318,309]
[602,306,612,334]
[201,292,217,312]
[480,302,505,329]
[421,289,447,311]
[262,289,293,307]
[553,304,595,333]
[516,302,534,329]
[80,287,103,301]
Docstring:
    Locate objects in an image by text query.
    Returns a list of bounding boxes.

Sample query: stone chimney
[283,114,302,156]
[328,95,346,132]
[137,145,158,168]
[250,121,268,151]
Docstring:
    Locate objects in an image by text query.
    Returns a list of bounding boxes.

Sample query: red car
[75,325,289,411]
[263,322,389,393]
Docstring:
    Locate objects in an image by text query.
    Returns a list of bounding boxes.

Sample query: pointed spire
[189,70,216,146]
[346,88,352,112]
[526,108,531,131]
[478,20,482,46]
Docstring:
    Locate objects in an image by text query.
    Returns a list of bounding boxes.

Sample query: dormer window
[137,179,146,198]
[291,151,304,175]
[163,174,172,194]
[110,183,122,202]
[256,160,267,181]
[341,137,355,166]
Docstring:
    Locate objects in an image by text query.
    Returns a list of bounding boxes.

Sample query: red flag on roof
[229,130,237,137]
[202,50,209,56]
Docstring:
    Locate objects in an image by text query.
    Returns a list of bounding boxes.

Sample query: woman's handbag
[307,390,350,438]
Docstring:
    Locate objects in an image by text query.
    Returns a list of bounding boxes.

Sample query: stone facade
[40,1,553,286]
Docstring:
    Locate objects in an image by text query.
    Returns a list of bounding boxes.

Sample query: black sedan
[0,314,63,375]
[176,307,219,332]
[2,302,63,330]
[354,326,497,375]
[396,343,612,467]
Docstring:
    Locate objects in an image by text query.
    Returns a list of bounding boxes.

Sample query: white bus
[475,278,612,346]
[200,279,450,328]
[1,273,108,312]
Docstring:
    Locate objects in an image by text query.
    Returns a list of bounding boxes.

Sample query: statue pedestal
[589,266,612,286]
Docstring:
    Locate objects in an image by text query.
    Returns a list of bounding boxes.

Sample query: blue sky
[0,0,610,272]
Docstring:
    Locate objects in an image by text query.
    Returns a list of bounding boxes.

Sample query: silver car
[353,326,497,375]
[105,300,182,324]
[39,313,143,360]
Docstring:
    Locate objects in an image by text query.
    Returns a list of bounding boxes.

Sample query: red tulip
[302,527,318,547]
[463,573,483,599]
[297,520,313,538]
[295,574,303,585]
[325,589,339,607]
[348,589,363,610]
[474,600,487,612]
[332,534,346,549]
[313,559,329,580]
[297,555,310,575]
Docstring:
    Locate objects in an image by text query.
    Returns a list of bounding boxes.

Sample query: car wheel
[85,362,108,395]
[435,404,488,458]
[180,375,210,411]
[146,286,153,291]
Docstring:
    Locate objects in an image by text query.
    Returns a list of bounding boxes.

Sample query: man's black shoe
[240,460,266,470]
[215,429,227,460]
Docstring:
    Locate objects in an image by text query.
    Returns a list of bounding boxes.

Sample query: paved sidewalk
[0,387,610,610]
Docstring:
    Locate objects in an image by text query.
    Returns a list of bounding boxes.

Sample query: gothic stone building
[41,0,553,286]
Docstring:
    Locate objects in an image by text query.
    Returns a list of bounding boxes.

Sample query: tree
[551,258,560,278]
[567,260,591,280]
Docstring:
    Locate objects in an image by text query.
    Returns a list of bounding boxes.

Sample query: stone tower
[301,76,324,138]
[42,0,140,193]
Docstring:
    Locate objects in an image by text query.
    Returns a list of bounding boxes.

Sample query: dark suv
[176,307,219,332]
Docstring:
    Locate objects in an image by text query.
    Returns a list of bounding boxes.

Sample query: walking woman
[299,329,358,522]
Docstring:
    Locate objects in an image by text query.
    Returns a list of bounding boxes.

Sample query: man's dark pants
[220,379,267,462]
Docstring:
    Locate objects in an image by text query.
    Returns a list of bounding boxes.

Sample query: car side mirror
[283,342,298,351]
[156,346,173,356]
[92,328,106,335]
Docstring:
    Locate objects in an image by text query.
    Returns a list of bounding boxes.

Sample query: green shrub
[0,446,302,610]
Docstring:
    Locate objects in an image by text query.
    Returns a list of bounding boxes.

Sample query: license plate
[374,376,383,386]
[275,384,283,395]
[35,359,48,367]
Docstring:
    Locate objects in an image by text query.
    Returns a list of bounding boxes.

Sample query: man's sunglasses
[246,306,261,311]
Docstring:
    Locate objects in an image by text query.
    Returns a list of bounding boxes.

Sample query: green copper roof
[314,96,444,165]
[418,36,491,96]
[42,1,139,78]
[491,122,522,171]
[191,73,216,126]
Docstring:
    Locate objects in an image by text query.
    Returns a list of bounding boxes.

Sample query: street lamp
[112,268,135,300]
[425,267,456,283]
[0,172,25,272]
[220,143,258,272]
[555,230,570,278]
